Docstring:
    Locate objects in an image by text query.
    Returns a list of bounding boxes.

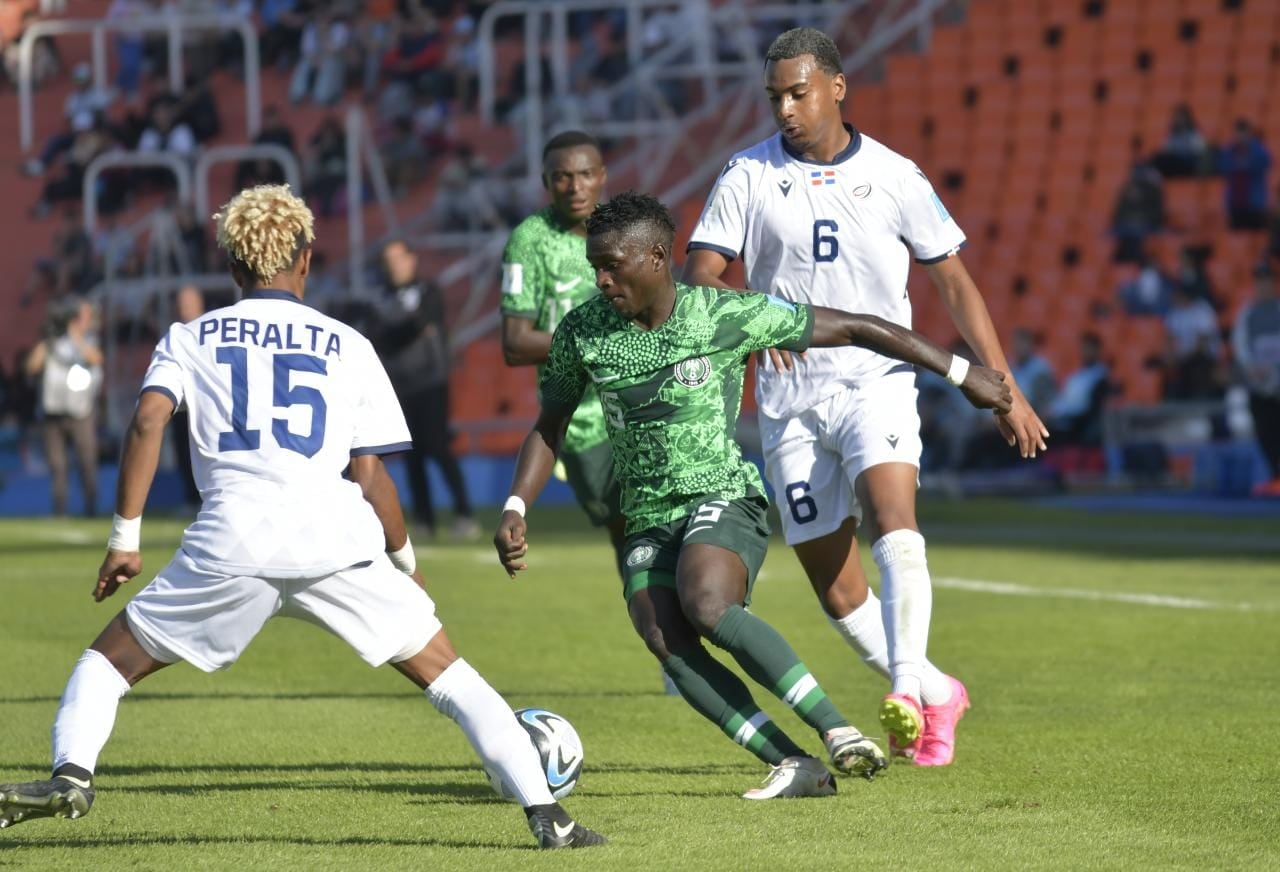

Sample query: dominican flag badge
[810,170,836,186]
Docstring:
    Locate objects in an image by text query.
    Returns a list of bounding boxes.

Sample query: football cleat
[822,727,889,780]
[915,677,971,767]
[742,756,838,800]
[525,804,607,849]
[879,693,925,761]
[0,776,95,828]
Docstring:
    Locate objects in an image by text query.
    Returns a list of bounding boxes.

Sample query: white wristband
[945,355,970,387]
[388,537,416,574]
[107,513,141,552]
[503,495,526,517]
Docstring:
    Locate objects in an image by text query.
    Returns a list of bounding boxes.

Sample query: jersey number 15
[216,347,328,458]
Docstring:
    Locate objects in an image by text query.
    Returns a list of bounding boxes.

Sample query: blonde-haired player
[0,185,606,849]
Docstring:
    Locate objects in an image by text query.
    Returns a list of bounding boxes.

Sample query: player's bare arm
[809,306,1012,413]
[683,248,800,371]
[494,406,573,577]
[349,453,425,587]
[96,390,174,602]
[501,314,554,366]
[925,255,1050,457]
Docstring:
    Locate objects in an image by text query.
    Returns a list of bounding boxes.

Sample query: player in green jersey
[493,192,1011,798]
[500,131,626,573]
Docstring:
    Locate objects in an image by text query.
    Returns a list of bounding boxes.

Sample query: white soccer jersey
[141,290,411,577]
[689,127,966,419]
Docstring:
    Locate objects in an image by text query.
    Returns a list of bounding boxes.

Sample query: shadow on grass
[0,833,535,851]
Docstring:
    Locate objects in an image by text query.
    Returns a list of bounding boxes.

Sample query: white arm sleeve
[350,338,412,456]
[899,164,967,265]
[140,325,187,409]
[687,158,751,261]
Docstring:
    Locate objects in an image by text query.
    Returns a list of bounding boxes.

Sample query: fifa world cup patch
[673,356,712,388]
[626,544,656,567]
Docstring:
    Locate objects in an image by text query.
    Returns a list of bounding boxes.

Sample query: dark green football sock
[709,605,848,735]
[662,647,807,766]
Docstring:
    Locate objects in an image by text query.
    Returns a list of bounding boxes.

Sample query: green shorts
[561,439,622,527]
[620,495,771,604]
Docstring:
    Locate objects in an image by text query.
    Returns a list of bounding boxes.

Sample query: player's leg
[673,498,886,780]
[0,612,169,829]
[857,462,969,766]
[287,560,604,848]
[763,408,894,678]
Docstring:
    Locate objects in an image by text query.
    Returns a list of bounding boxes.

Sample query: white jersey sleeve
[899,164,966,264]
[350,337,412,456]
[688,158,753,261]
[140,325,190,409]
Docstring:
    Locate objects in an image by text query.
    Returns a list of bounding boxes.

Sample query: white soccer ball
[485,707,584,801]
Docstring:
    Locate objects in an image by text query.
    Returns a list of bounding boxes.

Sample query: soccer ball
[485,707,584,801]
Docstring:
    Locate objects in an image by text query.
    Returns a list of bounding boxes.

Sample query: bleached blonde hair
[213,184,315,282]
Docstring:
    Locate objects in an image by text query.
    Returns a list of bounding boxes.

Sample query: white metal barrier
[193,144,304,220]
[81,150,193,237]
[17,10,261,153]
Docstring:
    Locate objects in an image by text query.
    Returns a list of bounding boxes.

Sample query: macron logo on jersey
[810,170,836,186]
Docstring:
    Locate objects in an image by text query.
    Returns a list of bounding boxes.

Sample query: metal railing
[194,144,304,221]
[82,150,193,237]
[17,10,261,153]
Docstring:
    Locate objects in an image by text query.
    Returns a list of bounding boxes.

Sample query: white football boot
[741,756,837,800]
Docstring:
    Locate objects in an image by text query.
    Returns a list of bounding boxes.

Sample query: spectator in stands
[233,104,296,190]
[1111,161,1164,263]
[1046,332,1110,446]
[356,0,397,99]
[1118,251,1173,316]
[373,239,478,540]
[22,63,112,178]
[172,202,209,273]
[25,299,103,516]
[302,115,347,217]
[382,116,427,196]
[1174,244,1216,307]
[30,119,120,219]
[1010,328,1057,412]
[1152,104,1209,178]
[1218,119,1271,231]
[1152,284,1225,403]
[258,0,303,68]
[917,342,986,472]
[1269,183,1280,264]
[289,7,350,106]
[138,97,197,158]
[170,284,204,506]
[425,146,503,232]
[175,72,221,143]
[381,10,447,93]
[2,1,60,90]
[50,208,97,297]
[1232,263,1280,494]
[106,0,147,98]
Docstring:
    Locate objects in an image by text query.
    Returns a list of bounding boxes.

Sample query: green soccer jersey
[540,283,816,534]
[501,207,608,454]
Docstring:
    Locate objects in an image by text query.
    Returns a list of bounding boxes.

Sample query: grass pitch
[0,500,1277,870]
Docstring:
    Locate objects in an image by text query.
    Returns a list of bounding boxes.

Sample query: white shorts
[125,550,442,673]
[761,368,922,546]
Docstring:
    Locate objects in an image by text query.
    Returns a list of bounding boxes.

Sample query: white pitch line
[934,576,1269,612]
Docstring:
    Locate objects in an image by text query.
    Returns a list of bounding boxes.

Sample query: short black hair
[765,27,843,77]
[585,190,675,247]
[542,130,601,160]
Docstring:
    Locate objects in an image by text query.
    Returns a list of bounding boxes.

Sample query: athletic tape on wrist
[107,514,141,552]
[388,538,416,574]
[503,495,526,517]
[946,355,970,387]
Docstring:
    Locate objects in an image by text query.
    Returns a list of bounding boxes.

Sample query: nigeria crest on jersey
[674,356,712,388]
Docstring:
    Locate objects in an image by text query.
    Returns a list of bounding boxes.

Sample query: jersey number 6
[812,220,839,263]
[216,347,329,458]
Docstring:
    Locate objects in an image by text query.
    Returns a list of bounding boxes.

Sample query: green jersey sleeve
[500,223,544,318]
[539,317,588,415]
[713,291,815,356]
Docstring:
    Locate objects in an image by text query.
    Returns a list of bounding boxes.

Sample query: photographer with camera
[25,300,103,516]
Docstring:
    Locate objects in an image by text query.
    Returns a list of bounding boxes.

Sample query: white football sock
[873,530,934,705]
[424,658,554,807]
[52,649,132,775]
[826,591,891,680]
